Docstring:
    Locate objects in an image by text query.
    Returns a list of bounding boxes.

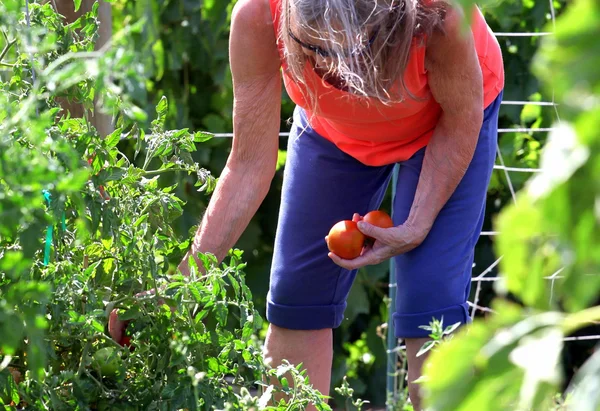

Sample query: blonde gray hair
[280,0,447,108]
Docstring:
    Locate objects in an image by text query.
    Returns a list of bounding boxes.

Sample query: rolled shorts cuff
[393,303,471,339]
[266,297,347,330]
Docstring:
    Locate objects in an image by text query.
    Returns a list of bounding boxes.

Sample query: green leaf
[133,214,148,227]
[276,149,287,171]
[105,128,123,148]
[214,303,228,326]
[422,303,561,411]
[56,168,89,192]
[73,0,82,12]
[507,328,563,409]
[68,311,86,324]
[0,312,24,355]
[194,131,213,143]
[344,274,370,324]
[495,198,558,310]
[152,40,165,81]
[241,320,253,341]
[562,306,600,336]
[125,105,148,122]
[152,96,168,132]
[567,347,600,411]
[520,103,542,124]
[90,319,105,333]
[83,260,102,279]
[118,306,142,321]
[417,340,435,357]
[189,284,203,303]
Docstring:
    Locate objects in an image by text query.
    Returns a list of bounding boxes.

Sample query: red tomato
[364,210,394,229]
[326,220,365,259]
[363,210,394,242]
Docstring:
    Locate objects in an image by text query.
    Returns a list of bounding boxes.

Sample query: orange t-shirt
[269,0,505,166]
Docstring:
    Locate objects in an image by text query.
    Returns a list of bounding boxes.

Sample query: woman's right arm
[178,0,282,273]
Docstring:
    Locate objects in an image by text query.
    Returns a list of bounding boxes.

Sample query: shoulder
[230,0,281,80]
[424,2,465,42]
[424,4,475,65]
[231,0,275,35]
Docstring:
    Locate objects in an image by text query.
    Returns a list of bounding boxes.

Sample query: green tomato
[91,347,125,380]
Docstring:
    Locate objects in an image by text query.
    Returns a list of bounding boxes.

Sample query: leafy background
[106,0,580,406]
[1,0,599,409]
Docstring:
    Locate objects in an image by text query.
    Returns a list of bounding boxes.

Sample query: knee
[264,324,332,362]
[265,324,332,345]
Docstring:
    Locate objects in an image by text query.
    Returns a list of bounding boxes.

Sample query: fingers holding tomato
[108,309,127,345]
[108,309,144,351]
[326,209,394,263]
[107,289,164,349]
[326,220,365,260]
[361,210,394,245]
[363,210,394,231]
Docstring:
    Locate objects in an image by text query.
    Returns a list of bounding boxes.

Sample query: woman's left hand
[328,219,429,270]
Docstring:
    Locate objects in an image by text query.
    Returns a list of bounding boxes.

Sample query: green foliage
[0,0,586,409]
[474,0,568,195]
[416,318,461,358]
[334,377,371,411]
[102,0,576,407]
[0,2,348,409]
[422,0,600,409]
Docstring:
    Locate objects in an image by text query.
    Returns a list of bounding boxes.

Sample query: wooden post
[53,0,114,137]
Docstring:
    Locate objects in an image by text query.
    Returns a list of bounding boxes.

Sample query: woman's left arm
[403,6,484,236]
[329,7,484,270]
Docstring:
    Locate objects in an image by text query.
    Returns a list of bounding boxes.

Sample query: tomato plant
[0,2,336,409]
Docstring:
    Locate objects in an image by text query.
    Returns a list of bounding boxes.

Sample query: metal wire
[17,0,598,408]
[494,32,553,37]
[209,126,559,139]
[383,2,600,407]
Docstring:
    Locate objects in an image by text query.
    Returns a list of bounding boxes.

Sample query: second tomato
[363,210,394,241]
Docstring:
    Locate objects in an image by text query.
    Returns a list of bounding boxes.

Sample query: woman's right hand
[352,213,363,223]
[108,307,128,345]
[107,289,158,345]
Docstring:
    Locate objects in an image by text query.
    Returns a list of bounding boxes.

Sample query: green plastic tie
[42,190,66,266]
[42,190,53,266]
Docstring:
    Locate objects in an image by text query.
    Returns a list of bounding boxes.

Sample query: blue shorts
[266,91,503,338]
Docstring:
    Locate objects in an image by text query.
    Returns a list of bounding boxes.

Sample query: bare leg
[263,324,333,410]
[404,337,431,411]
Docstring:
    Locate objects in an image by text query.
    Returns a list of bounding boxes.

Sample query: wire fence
[153,1,598,406]
[381,1,600,408]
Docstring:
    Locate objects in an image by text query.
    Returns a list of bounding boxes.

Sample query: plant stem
[84,109,91,133]
[84,369,110,394]
[141,166,190,177]
[562,305,600,335]
[0,38,16,63]
[77,341,91,377]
